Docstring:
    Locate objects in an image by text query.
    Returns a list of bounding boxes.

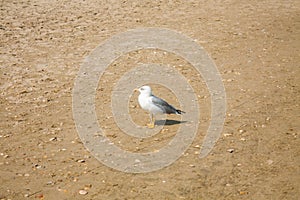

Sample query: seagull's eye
[140,88,144,90]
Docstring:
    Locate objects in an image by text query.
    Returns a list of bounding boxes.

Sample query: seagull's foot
[147,123,155,129]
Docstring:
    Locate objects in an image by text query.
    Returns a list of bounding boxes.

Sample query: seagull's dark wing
[151,95,184,115]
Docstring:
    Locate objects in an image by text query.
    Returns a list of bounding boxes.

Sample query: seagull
[135,85,185,128]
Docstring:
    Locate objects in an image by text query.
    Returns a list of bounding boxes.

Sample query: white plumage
[136,85,185,128]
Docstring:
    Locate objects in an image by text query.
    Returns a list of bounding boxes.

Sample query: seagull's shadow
[155,119,188,126]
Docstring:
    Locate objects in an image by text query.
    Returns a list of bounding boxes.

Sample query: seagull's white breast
[138,94,164,115]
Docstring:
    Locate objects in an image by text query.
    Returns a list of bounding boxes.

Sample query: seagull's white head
[137,85,152,96]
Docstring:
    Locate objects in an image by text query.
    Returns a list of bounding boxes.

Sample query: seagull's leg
[147,113,155,128]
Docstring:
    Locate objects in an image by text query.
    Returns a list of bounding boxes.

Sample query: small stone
[227,149,234,153]
[239,129,245,133]
[46,181,54,185]
[34,164,42,169]
[77,159,85,163]
[84,184,92,189]
[266,159,273,165]
[239,191,248,195]
[240,137,246,141]
[194,145,200,148]
[24,173,30,177]
[35,194,44,199]
[194,151,200,155]
[161,128,169,133]
[79,190,88,195]
[49,137,57,141]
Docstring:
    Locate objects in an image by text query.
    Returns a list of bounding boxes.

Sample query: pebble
[223,133,232,137]
[46,181,54,185]
[84,184,92,189]
[266,159,273,165]
[227,148,235,153]
[239,191,248,195]
[239,129,245,134]
[34,164,42,169]
[161,128,169,133]
[49,137,57,141]
[79,189,88,195]
[35,194,44,199]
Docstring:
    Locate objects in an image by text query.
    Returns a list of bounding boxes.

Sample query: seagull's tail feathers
[175,109,185,115]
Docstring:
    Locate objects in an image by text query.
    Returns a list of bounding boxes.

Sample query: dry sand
[0,0,299,199]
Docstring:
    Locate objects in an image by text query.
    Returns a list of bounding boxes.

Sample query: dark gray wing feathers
[151,95,185,114]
